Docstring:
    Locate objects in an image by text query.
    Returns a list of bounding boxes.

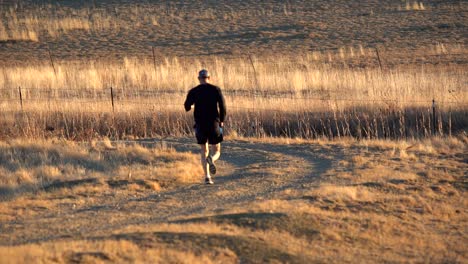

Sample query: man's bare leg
[200,143,210,178]
[206,143,220,176]
[210,143,221,162]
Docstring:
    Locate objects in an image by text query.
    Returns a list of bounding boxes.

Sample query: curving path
[0,138,339,248]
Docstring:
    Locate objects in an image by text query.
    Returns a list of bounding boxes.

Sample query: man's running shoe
[205,176,214,185]
[206,156,217,175]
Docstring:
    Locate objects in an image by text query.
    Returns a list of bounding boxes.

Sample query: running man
[184,69,226,184]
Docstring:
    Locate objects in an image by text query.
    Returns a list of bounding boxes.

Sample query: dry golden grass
[1,53,466,105]
[250,136,466,262]
[0,239,237,264]
[399,1,426,11]
[0,53,466,140]
[0,5,115,42]
[0,138,203,194]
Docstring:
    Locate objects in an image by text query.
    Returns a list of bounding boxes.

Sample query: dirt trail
[0,138,336,247]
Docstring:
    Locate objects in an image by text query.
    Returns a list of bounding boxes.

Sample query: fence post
[248,54,259,112]
[18,86,23,111]
[375,47,383,71]
[48,48,57,77]
[432,99,436,136]
[448,106,452,137]
[248,54,260,88]
[110,86,115,112]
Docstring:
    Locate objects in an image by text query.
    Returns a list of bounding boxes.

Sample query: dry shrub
[359,136,467,156]
[113,144,153,164]
[13,169,34,185]
[252,199,322,216]
[308,185,375,202]
[394,148,417,160]
[144,180,162,191]
[351,155,369,167]
[33,165,61,182]
[405,1,425,11]
[93,137,115,150]
[420,136,466,154]
[355,165,419,183]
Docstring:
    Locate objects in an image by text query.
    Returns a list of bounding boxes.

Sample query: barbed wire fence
[1,47,467,139]
[0,85,466,140]
[1,87,466,111]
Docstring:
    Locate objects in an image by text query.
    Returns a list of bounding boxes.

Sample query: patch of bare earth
[0,136,466,263]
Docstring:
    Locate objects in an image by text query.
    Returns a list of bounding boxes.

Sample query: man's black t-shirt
[184,83,226,126]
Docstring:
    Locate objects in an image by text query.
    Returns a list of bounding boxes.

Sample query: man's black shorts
[195,122,223,145]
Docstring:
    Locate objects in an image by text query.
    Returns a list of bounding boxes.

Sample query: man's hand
[220,122,224,127]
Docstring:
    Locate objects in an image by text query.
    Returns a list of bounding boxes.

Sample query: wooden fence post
[448,106,452,137]
[375,47,383,71]
[248,54,259,112]
[248,54,260,88]
[432,99,436,136]
[48,48,57,77]
[110,86,115,112]
[18,86,23,111]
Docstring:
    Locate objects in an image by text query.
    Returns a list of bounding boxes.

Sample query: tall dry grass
[0,138,203,198]
[398,1,426,11]
[0,2,246,42]
[0,50,466,140]
[1,50,466,103]
[0,4,119,42]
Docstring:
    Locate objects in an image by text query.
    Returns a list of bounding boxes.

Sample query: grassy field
[0,0,467,263]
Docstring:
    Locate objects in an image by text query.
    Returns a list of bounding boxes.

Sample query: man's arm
[217,88,226,124]
[184,89,194,112]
